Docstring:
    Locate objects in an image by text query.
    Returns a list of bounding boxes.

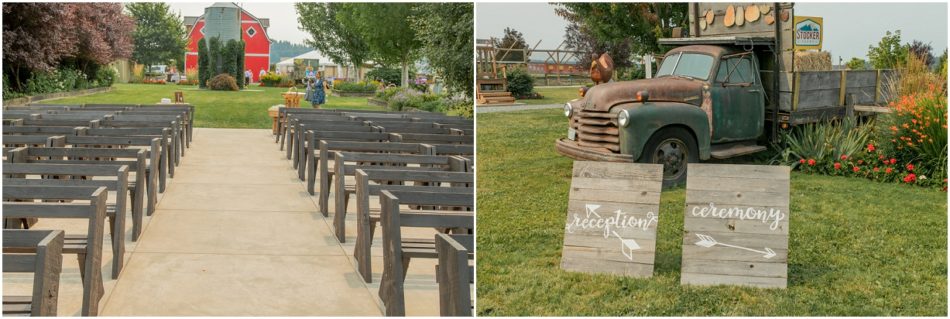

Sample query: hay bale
[794,51,832,71]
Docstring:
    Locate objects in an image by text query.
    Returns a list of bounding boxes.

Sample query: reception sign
[560,161,663,277]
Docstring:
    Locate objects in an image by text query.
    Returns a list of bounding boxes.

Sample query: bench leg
[130,188,143,241]
[307,155,318,195]
[77,253,87,282]
[319,174,332,217]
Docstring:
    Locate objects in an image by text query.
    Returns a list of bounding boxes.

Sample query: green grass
[40,83,384,128]
[518,86,584,105]
[476,108,947,316]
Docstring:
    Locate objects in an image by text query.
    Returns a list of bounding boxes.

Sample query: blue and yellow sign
[793,16,823,51]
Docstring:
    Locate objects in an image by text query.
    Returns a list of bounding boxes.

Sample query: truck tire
[639,127,699,188]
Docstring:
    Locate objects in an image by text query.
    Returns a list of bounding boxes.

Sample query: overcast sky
[167,2,307,43]
[476,2,949,61]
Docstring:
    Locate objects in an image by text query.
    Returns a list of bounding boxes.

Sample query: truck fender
[617,102,711,161]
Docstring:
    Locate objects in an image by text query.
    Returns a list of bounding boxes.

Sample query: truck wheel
[640,127,699,188]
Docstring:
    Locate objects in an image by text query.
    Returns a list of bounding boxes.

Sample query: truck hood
[579,77,706,112]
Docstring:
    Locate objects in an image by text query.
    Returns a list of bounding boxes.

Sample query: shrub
[366,67,415,86]
[260,72,284,87]
[94,67,116,87]
[506,67,534,98]
[376,86,403,101]
[207,73,239,91]
[334,81,377,93]
[774,117,873,171]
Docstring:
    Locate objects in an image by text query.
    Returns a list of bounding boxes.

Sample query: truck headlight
[564,103,573,117]
[618,109,630,127]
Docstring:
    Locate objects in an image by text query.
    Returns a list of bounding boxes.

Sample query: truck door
[710,54,765,142]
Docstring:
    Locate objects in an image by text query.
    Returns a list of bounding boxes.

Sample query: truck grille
[570,110,620,152]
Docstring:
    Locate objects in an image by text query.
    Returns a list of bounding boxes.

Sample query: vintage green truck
[556,2,894,187]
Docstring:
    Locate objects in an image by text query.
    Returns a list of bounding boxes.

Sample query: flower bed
[777,84,947,189]
[374,86,472,118]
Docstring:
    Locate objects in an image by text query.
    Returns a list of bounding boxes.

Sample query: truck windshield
[656,53,714,80]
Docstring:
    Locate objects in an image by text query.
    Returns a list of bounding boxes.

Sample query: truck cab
[556,44,769,187]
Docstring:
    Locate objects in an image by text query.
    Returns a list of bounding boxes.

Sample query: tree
[563,21,633,76]
[409,3,474,97]
[2,3,133,91]
[67,3,134,73]
[337,3,421,87]
[555,3,688,57]
[2,3,77,90]
[907,40,935,68]
[846,57,867,70]
[296,3,370,81]
[493,27,529,63]
[126,3,187,71]
[868,30,907,69]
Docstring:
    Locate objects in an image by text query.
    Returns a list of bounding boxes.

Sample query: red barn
[184,3,272,82]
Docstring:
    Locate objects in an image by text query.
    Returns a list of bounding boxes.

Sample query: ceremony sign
[560,161,663,277]
[681,164,790,288]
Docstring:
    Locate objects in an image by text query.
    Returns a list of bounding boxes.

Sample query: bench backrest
[3,185,107,315]
[435,233,474,316]
[390,133,474,144]
[3,229,65,316]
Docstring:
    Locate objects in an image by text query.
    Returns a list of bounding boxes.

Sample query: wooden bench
[3,185,108,316]
[19,118,100,128]
[4,163,130,279]
[67,135,166,193]
[294,121,378,170]
[353,169,474,283]
[284,113,349,160]
[435,233,474,317]
[299,130,391,181]
[82,127,175,178]
[314,138,433,215]
[308,141,434,196]
[8,146,151,240]
[389,133,474,144]
[378,190,474,316]
[332,152,469,242]
[106,114,183,164]
[2,125,82,136]
[3,229,66,317]
[277,108,344,147]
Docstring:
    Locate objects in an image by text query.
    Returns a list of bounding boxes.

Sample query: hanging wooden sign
[560,161,663,277]
[680,164,790,288]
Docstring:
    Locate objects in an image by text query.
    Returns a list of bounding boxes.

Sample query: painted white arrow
[694,234,776,259]
[585,204,602,218]
[611,230,640,260]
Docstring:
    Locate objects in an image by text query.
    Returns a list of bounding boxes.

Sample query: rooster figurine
[589,52,614,85]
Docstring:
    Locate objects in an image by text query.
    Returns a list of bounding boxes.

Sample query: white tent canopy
[275,50,374,81]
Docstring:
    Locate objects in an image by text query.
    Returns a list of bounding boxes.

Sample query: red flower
[857,160,864,165]
[885,167,894,174]
[840,155,848,160]
[867,143,876,152]
[799,159,806,164]
[852,166,860,173]
[873,167,880,172]
[903,173,917,183]
[906,163,914,171]
[807,159,816,166]
[834,162,842,170]
[878,154,885,160]
[890,158,897,165]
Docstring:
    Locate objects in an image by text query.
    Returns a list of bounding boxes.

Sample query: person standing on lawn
[306,72,328,108]
[244,69,252,86]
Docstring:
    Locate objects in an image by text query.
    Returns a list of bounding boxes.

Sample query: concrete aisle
[97,128,384,316]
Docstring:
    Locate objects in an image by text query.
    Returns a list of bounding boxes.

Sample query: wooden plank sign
[681,164,790,288]
[560,161,663,277]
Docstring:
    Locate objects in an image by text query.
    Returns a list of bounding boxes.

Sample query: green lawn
[40,83,384,128]
[476,108,947,316]
[517,86,584,105]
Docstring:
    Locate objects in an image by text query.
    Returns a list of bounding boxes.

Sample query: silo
[203,2,241,43]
